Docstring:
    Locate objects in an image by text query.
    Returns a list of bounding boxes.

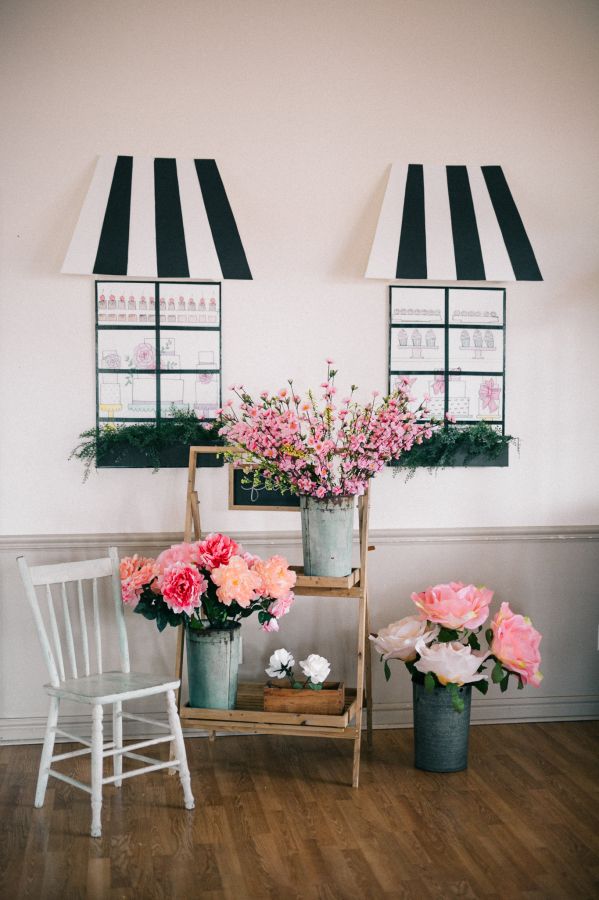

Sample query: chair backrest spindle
[77,579,90,676]
[61,582,78,678]
[92,577,103,674]
[46,584,66,682]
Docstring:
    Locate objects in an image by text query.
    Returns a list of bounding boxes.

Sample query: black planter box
[389,445,509,469]
[97,441,225,470]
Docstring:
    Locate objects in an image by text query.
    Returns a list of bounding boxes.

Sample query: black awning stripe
[194,160,252,280]
[93,155,133,275]
[154,158,190,278]
[446,166,486,280]
[482,166,543,281]
[396,164,427,279]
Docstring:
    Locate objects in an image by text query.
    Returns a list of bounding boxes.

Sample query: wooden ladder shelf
[174,446,373,788]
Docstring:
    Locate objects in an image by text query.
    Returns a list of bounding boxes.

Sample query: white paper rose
[369,615,439,662]
[299,653,331,685]
[414,639,489,686]
[265,648,295,679]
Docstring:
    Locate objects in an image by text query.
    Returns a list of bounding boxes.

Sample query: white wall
[1,0,598,738]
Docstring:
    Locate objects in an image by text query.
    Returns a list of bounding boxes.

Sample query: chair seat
[45,671,181,704]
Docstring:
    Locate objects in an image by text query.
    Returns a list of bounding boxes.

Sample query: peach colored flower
[369,615,439,662]
[121,561,159,608]
[210,556,263,607]
[490,602,543,687]
[411,582,493,631]
[160,562,207,616]
[120,555,156,580]
[252,556,296,600]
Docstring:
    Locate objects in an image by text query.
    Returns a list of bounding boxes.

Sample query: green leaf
[517,676,524,690]
[383,660,391,682]
[473,679,489,695]
[447,682,465,713]
[292,682,303,690]
[438,627,459,643]
[485,628,493,645]
[467,632,481,650]
[500,674,509,693]
[424,673,435,694]
[492,661,504,684]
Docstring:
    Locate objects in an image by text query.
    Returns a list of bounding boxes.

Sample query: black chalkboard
[228,467,301,510]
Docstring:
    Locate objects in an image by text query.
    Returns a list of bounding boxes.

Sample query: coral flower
[253,556,296,600]
[120,559,159,608]
[210,556,263,607]
[490,602,543,687]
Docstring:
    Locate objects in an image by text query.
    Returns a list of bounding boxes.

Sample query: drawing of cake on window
[427,375,470,418]
[158,338,185,409]
[195,373,219,419]
[99,350,122,418]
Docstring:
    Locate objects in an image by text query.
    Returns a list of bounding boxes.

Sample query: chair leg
[113,701,122,787]
[165,690,195,810]
[90,704,104,838]
[35,695,60,808]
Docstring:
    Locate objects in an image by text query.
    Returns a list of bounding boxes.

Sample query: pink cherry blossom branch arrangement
[217,361,435,499]
[370,582,543,712]
[119,533,296,633]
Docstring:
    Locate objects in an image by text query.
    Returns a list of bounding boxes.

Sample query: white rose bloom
[299,654,331,684]
[265,648,295,679]
[414,639,489,686]
[369,615,439,662]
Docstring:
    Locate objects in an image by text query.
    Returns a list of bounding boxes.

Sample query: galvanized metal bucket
[186,623,241,710]
[412,681,472,772]
[300,494,355,577]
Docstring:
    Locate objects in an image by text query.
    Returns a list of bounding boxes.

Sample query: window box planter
[97,439,224,470]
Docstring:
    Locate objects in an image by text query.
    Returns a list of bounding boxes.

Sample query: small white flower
[265,647,295,679]
[299,653,331,685]
[414,639,489,686]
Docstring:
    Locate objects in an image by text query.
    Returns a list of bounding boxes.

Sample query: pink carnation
[120,560,159,609]
[411,582,493,631]
[252,556,296,600]
[210,556,263,607]
[490,602,543,687]
[159,563,207,616]
[196,533,241,571]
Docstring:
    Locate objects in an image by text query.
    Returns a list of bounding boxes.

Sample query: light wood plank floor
[0,722,597,899]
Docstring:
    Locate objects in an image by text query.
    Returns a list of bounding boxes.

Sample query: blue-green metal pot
[300,494,355,577]
[412,681,472,772]
[186,623,241,710]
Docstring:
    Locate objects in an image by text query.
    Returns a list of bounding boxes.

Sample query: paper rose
[299,654,331,685]
[411,582,493,631]
[252,555,297,600]
[159,562,207,616]
[490,602,543,687]
[155,542,199,573]
[369,615,439,662]
[266,648,295,678]
[196,533,241,571]
[119,557,159,609]
[414,639,489,686]
[210,555,263,607]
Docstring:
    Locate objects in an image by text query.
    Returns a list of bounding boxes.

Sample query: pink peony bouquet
[370,581,542,711]
[217,361,435,498]
[120,533,296,633]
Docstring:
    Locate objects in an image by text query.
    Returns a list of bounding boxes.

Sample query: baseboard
[2,694,597,745]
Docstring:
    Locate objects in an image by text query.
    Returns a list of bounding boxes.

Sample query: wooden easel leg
[365,595,374,751]
[352,591,367,788]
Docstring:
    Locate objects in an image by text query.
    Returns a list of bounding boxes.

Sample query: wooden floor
[0,722,598,899]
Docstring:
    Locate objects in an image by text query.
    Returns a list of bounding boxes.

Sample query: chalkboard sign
[228,467,301,511]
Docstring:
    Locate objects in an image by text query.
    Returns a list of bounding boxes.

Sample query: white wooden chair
[17,547,195,838]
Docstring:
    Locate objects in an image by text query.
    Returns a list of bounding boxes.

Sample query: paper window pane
[159,283,220,326]
[160,373,220,419]
[391,326,444,371]
[97,282,156,325]
[98,331,156,370]
[390,287,445,325]
[159,330,220,371]
[98,372,156,419]
[448,289,504,326]
[390,374,439,420]
[449,375,503,422]
[448,327,503,373]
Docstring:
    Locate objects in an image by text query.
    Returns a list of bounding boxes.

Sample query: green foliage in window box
[70,410,224,481]
[391,421,519,477]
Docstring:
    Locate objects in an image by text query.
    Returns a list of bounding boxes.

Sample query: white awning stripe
[365,163,408,279]
[61,155,117,275]
[467,165,515,282]
[127,157,158,278]
[423,164,456,281]
[176,158,223,281]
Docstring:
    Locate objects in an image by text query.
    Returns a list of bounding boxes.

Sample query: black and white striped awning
[366,164,542,282]
[62,156,252,279]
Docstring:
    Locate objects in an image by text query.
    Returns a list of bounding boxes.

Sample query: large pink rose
[155,542,198,573]
[159,562,207,616]
[490,602,543,687]
[196,533,241,571]
[252,556,296,600]
[210,556,262,607]
[411,582,493,631]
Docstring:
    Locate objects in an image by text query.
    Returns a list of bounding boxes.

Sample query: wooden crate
[264,681,345,715]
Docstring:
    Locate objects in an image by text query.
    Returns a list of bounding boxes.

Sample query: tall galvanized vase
[186,623,241,710]
[300,495,355,577]
[412,681,472,772]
